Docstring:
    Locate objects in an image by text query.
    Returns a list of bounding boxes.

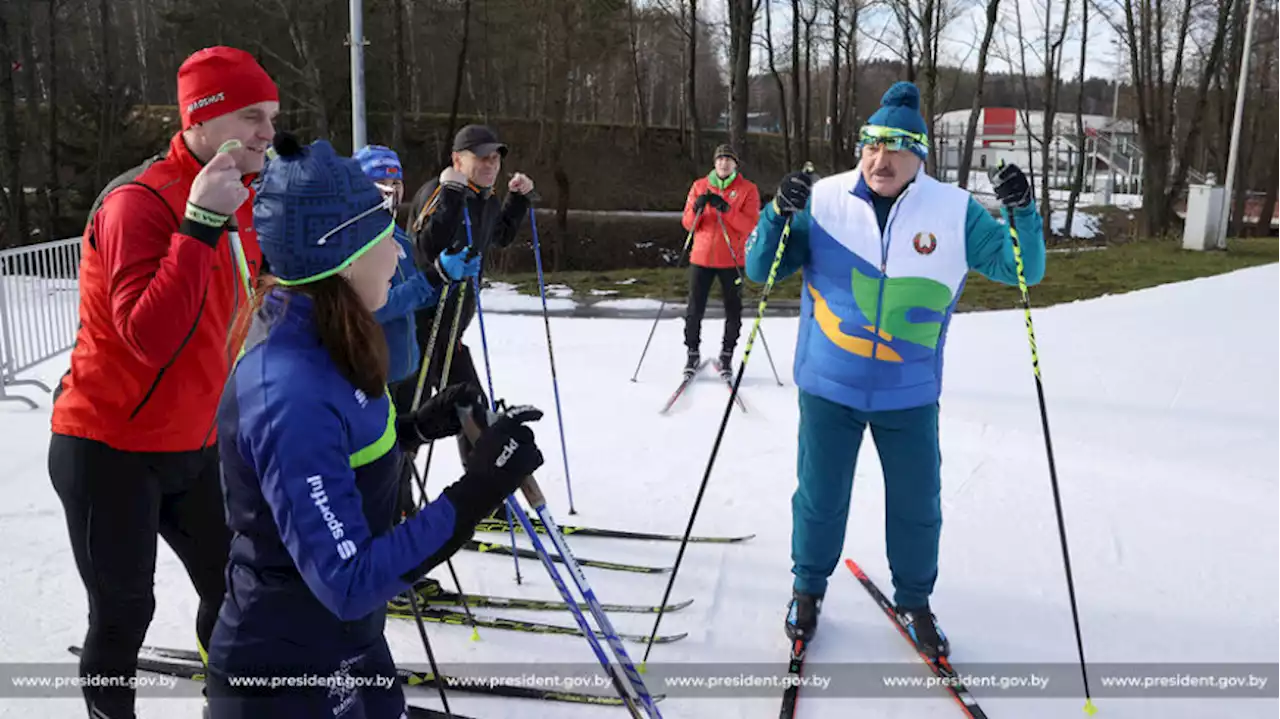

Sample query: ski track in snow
[0,265,1276,718]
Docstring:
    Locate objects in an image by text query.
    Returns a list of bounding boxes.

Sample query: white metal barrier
[0,237,82,409]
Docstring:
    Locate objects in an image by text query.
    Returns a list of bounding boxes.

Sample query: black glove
[707,193,731,213]
[991,163,1032,209]
[441,405,545,527]
[399,383,485,445]
[692,191,712,214]
[774,171,814,216]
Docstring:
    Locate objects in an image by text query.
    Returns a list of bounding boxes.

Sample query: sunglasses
[859,125,929,156]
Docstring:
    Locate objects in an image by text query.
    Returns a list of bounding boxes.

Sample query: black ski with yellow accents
[462,539,670,574]
[474,516,755,544]
[72,644,656,708]
[395,582,694,614]
[385,605,687,644]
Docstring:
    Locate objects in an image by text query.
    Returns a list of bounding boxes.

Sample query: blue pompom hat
[353,144,404,183]
[862,81,930,161]
[254,135,396,286]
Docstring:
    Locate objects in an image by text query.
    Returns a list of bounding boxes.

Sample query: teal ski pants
[791,389,942,608]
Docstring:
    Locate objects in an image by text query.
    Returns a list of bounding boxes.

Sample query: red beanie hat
[177,47,278,129]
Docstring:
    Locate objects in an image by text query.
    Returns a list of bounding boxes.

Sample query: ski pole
[991,162,1095,715]
[528,203,579,514]
[629,206,702,382]
[462,207,523,584]
[643,163,815,665]
[403,589,455,719]
[715,213,783,386]
[456,405,659,719]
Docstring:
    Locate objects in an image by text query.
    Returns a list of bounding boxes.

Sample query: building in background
[928,107,1193,199]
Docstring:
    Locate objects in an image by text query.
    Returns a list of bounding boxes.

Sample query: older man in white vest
[746,81,1046,657]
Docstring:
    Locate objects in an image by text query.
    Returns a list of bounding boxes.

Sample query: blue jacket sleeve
[964,197,1046,286]
[374,231,440,323]
[745,199,810,284]
[249,390,460,622]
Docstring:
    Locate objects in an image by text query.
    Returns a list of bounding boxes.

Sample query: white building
[928,108,1168,196]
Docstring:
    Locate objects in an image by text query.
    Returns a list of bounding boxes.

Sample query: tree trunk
[18,3,48,238]
[625,0,647,150]
[686,0,702,165]
[841,0,858,156]
[790,0,801,162]
[765,0,791,168]
[391,0,405,151]
[446,0,473,148]
[46,0,59,235]
[956,0,1000,189]
[0,3,26,246]
[1064,0,1087,238]
[726,0,754,161]
[827,0,841,168]
[95,0,114,190]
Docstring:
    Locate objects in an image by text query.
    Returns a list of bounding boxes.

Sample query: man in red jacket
[680,144,760,378]
[48,46,277,718]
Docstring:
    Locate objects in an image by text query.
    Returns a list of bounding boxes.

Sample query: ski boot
[717,350,733,380]
[900,604,950,659]
[683,349,701,378]
[784,590,823,642]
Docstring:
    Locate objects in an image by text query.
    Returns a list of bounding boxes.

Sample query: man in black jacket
[405,125,534,433]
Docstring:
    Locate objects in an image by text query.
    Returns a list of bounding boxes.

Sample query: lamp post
[350,0,367,151]
[1217,0,1258,249]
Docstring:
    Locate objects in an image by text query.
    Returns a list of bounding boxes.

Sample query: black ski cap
[453,125,508,158]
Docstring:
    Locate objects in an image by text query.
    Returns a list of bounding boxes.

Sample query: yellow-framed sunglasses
[858,125,929,156]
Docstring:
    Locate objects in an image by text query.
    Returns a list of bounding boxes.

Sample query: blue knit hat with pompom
[864,82,929,160]
[254,133,395,285]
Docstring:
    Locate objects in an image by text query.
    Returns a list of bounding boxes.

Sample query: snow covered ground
[1,265,1276,719]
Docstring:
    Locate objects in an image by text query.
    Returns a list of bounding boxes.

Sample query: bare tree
[391,0,406,150]
[726,0,760,159]
[0,1,25,243]
[446,0,473,150]
[828,0,842,166]
[1063,0,1089,236]
[1101,0,1236,233]
[763,0,793,167]
[956,0,1001,188]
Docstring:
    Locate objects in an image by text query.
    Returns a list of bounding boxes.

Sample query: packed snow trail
[0,265,1275,718]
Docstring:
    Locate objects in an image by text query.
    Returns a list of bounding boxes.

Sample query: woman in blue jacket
[206,134,544,718]
[747,82,1046,657]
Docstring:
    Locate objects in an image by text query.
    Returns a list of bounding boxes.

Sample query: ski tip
[657,632,688,644]
[666,598,696,612]
[843,557,867,577]
[1084,699,1099,715]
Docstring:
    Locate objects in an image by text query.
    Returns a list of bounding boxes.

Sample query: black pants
[684,264,743,354]
[48,433,230,719]
[391,338,487,521]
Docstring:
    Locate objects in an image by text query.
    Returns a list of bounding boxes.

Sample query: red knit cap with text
[177,47,278,129]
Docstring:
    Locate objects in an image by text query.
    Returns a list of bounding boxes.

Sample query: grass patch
[488,237,1277,312]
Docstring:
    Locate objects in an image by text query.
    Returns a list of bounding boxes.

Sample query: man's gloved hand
[707,193,730,213]
[404,383,486,443]
[442,405,545,526]
[773,171,814,216]
[436,246,481,282]
[991,163,1033,209]
[439,166,468,191]
[692,191,712,214]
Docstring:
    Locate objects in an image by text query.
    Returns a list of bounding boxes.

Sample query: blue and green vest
[796,168,971,412]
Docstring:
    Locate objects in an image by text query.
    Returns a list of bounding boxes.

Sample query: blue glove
[437,247,481,281]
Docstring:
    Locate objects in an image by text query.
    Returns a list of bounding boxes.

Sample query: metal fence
[0,238,81,409]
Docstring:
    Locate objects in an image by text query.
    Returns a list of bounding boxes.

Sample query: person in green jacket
[745,81,1046,656]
